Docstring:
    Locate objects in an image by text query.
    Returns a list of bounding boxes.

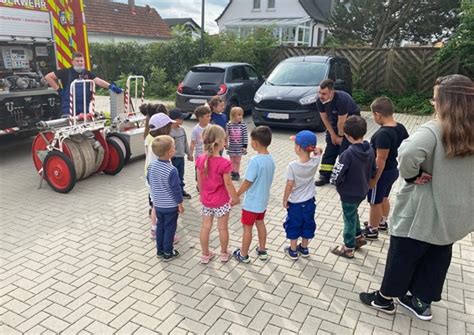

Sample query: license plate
[267,113,289,120]
[189,99,207,104]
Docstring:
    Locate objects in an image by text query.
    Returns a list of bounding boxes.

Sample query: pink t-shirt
[196,155,232,208]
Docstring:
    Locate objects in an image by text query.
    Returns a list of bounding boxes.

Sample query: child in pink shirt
[196,125,240,264]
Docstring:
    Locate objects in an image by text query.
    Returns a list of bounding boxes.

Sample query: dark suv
[176,62,263,116]
[253,56,352,131]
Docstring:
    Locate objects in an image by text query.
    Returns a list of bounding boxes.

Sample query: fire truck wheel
[43,151,77,193]
[103,138,125,175]
[107,133,131,164]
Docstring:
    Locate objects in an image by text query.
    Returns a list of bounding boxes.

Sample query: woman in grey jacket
[359,74,474,321]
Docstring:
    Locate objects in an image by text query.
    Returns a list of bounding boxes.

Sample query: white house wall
[217,0,308,31]
[88,33,166,45]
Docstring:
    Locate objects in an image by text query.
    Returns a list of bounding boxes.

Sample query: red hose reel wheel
[106,133,131,164]
[31,131,55,173]
[103,138,125,175]
[43,151,77,193]
[93,130,109,173]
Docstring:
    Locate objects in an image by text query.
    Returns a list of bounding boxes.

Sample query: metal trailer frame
[107,76,147,161]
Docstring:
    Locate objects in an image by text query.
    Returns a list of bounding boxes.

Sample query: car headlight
[254,91,263,104]
[299,94,317,105]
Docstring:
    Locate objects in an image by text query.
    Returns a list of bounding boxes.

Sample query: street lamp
[200,0,205,57]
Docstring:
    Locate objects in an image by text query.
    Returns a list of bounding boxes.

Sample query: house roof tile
[84,0,172,39]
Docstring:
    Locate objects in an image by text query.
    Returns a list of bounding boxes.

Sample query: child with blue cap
[282,130,321,260]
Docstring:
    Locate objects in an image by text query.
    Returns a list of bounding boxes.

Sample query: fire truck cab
[0,0,89,136]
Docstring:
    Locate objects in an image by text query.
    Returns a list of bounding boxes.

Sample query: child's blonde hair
[201,125,226,176]
[151,135,174,158]
[230,106,244,122]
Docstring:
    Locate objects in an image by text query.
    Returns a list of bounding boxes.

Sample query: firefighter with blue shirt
[315,79,360,186]
[45,51,122,117]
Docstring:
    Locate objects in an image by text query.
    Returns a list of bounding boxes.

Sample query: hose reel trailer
[107,76,146,162]
[31,79,126,193]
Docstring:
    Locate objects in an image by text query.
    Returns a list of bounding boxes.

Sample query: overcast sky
[120,0,228,34]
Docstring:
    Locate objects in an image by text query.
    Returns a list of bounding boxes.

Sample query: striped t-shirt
[147,159,183,208]
[226,121,248,156]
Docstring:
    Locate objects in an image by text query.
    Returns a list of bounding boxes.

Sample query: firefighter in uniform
[45,51,122,117]
[315,79,361,186]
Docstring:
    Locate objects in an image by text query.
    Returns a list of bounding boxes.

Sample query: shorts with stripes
[201,203,232,217]
[367,168,399,204]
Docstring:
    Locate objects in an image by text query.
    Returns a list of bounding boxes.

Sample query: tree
[329,0,460,47]
[439,0,474,76]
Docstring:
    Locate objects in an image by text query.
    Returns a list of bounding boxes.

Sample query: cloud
[123,0,228,34]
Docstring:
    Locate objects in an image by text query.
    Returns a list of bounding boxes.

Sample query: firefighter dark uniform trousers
[319,132,351,180]
[316,90,360,181]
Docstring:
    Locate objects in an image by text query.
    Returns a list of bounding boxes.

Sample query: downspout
[310,21,316,46]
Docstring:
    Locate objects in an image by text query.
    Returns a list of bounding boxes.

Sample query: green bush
[353,88,434,115]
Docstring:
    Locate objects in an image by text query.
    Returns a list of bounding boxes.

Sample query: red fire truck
[0,0,90,136]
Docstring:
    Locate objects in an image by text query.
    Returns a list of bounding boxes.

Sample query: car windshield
[267,62,329,86]
[183,67,225,86]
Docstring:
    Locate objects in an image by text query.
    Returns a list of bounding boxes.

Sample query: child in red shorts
[233,126,275,263]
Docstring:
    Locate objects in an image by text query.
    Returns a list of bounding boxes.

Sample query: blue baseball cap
[291,130,317,152]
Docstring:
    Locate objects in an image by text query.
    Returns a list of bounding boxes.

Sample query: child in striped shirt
[148,135,184,261]
[226,107,248,181]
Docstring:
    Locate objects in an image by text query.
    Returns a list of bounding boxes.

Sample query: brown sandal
[355,236,367,250]
[331,245,355,259]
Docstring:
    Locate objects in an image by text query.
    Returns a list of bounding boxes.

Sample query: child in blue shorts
[282,130,321,260]
[363,97,409,240]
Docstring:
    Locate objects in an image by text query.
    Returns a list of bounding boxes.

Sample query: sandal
[331,245,354,259]
[355,235,367,250]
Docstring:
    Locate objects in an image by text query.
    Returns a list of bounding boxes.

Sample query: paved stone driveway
[1,104,473,334]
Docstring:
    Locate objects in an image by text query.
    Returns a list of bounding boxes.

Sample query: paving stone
[1,110,472,335]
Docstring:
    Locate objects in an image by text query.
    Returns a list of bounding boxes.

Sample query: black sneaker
[297,244,310,257]
[233,249,250,263]
[231,172,238,181]
[397,295,432,321]
[284,246,299,260]
[359,291,396,314]
[363,220,388,231]
[315,177,329,187]
[157,251,164,258]
[235,172,240,181]
[362,227,379,240]
[163,250,180,261]
[255,247,268,260]
[182,191,192,199]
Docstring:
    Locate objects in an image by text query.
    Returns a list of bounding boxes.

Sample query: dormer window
[253,0,261,9]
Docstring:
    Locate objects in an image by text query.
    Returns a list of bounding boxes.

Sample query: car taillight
[177,82,184,94]
[217,84,227,95]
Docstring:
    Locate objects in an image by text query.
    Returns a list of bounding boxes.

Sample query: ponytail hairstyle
[201,125,226,176]
[208,95,224,112]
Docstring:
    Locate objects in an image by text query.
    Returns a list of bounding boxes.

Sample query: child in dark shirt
[363,97,409,240]
[330,116,376,259]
